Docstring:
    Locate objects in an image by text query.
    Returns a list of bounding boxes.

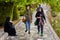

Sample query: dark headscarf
[4,16,10,32]
[5,17,10,23]
[36,7,46,20]
[38,7,44,12]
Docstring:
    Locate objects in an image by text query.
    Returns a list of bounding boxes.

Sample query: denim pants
[25,20,30,32]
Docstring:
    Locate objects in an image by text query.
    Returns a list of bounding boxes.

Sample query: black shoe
[41,34,43,37]
[37,31,40,34]
[25,30,27,32]
[28,32,30,34]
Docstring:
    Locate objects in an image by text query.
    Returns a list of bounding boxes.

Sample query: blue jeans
[25,21,30,32]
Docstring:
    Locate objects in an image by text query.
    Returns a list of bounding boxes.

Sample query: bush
[0,2,14,25]
[13,5,19,20]
[50,18,60,38]
[19,5,25,16]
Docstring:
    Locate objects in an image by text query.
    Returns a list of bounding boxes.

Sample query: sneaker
[37,32,39,34]
[37,32,40,34]
[41,34,43,37]
[28,32,30,34]
[25,30,27,32]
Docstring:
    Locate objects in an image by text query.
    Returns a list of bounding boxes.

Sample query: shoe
[37,32,40,34]
[37,32,39,34]
[41,34,43,36]
[28,32,30,34]
[25,30,27,32]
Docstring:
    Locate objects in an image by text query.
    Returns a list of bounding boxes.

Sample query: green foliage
[17,0,60,14]
[0,0,17,2]
[55,19,60,38]
[40,0,60,17]
[44,0,60,13]
[0,2,14,25]
[51,19,60,38]
[13,5,19,20]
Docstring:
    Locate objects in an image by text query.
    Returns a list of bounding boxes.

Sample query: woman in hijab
[4,17,16,36]
[35,7,46,36]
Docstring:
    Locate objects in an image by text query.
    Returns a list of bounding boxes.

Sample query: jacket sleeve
[35,12,38,18]
[30,11,33,20]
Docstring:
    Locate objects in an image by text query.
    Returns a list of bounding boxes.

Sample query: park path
[0,4,60,40]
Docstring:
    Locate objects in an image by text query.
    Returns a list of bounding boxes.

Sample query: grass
[55,19,60,38]
[51,19,60,38]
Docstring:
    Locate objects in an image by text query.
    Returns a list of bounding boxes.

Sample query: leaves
[0,0,17,2]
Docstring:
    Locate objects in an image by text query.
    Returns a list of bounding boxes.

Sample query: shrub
[13,5,19,20]
[0,2,14,25]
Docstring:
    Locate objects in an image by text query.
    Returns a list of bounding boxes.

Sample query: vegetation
[50,18,60,38]
[0,1,14,25]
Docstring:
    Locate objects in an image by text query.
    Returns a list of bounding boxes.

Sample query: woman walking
[35,7,46,36]
[24,5,32,34]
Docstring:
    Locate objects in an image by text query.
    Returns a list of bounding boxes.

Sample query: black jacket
[35,11,46,25]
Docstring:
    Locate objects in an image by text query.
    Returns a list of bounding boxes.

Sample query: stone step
[0,33,8,40]
[0,32,4,37]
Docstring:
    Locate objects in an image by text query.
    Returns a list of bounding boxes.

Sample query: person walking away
[35,7,46,36]
[24,5,32,34]
[4,17,17,36]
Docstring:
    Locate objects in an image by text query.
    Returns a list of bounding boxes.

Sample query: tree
[0,0,18,25]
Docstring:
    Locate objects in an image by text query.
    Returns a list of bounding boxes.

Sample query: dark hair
[26,4,31,7]
[26,4,31,10]
[39,7,43,12]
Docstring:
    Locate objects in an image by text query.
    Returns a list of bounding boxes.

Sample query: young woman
[35,7,46,36]
[24,5,32,34]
